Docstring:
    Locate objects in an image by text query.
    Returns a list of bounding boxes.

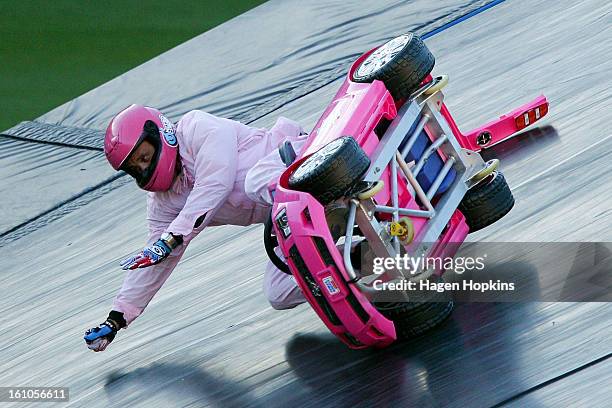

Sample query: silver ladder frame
[342,90,486,284]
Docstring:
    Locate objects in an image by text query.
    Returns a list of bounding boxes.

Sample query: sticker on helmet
[159,114,177,146]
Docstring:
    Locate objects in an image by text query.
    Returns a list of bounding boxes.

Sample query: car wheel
[375,275,454,339]
[288,136,370,205]
[352,32,435,100]
[459,171,515,232]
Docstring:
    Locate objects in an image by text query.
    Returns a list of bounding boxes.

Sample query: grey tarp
[0,0,610,407]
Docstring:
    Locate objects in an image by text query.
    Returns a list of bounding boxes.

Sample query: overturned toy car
[264,33,548,349]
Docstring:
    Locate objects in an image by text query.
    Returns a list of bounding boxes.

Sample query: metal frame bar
[374,204,433,218]
[427,156,455,200]
[390,158,400,253]
[400,114,429,158]
[413,134,448,176]
[395,152,434,213]
[342,200,359,282]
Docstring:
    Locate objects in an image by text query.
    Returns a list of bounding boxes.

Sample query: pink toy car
[264,33,548,349]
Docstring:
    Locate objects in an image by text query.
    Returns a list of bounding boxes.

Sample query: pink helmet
[104,104,178,191]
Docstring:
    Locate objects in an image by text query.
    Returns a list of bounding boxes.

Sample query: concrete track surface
[1,1,610,407]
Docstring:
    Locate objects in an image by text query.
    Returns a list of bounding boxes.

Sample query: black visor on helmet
[120,120,162,187]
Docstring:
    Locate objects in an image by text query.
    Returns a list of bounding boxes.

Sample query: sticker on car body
[322,276,340,295]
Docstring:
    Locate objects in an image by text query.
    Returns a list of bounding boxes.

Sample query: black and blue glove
[84,311,126,352]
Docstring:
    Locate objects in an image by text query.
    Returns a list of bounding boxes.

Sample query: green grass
[0,0,267,131]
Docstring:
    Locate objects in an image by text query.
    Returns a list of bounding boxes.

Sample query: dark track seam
[0,173,129,246]
[489,352,612,407]
[0,132,102,151]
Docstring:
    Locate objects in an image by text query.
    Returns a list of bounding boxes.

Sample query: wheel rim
[470,159,500,182]
[357,180,385,200]
[473,170,499,189]
[355,34,412,78]
[398,217,415,245]
[423,75,449,95]
[292,137,346,178]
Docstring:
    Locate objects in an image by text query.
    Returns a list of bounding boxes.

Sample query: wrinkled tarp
[0,0,610,407]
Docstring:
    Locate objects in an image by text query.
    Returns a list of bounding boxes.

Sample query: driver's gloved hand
[120,234,183,270]
[84,311,126,352]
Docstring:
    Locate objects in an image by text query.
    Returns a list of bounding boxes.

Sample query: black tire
[459,171,515,232]
[288,136,370,205]
[352,33,435,100]
[375,276,454,339]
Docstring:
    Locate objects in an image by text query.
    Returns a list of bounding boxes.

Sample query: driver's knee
[268,297,299,310]
[264,262,306,310]
[267,289,306,310]
[245,165,277,205]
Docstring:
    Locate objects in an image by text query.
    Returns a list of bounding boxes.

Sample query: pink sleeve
[112,197,202,327]
[112,246,186,327]
[111,199,181,326]
[166,120,238,236]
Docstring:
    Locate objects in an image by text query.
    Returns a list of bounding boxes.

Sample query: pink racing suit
[112,110,307,326]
